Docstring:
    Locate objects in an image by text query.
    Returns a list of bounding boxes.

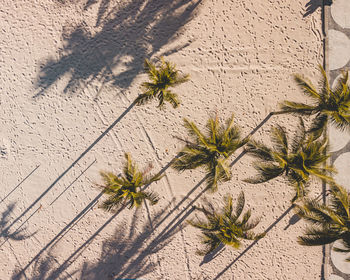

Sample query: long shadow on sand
[0,165,40,205]
[13,205,185,280]
[0,203,35,243]
[12,191,104,279]
[0,102,134,243]
[304,0,333,18]
[56,112,279,276]
[213,204,295,280]
[213,190,330,278]
[12,112,280,279]
[35,0,201,97]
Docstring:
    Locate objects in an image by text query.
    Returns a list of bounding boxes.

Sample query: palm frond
[189,193,264,255]
[100,195,124,212]
[298,226,339,246]
[271,125,288,154]
[318,65,331,100]
[172,146,210,171]
[143,191,159,205]
[245,140,274,161]
[333,71,349,95]
[244,163,284,184]
[172,72,190,86]
[183,118,209,146]
[206,161,230,192]
[285,67,350,132]
[197,232,222,256]
[240,209,252,226]
[294,74,321,100]
[330,184,350,219]
[135,92,154,106]
[175,115,245,192]
[297,183,350,252]
[244,231,266,240]
[135,58,189,108]
[99,153,161,211]
[144,58,157,80]
[280,101,316,115]
[143,173,164,185]
[291,117,306,153]
[308,113,328,139]
[163,90,180,108]
[234,191,245,220]
[242,217,262,231]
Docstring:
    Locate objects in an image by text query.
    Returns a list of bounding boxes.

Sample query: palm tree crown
[280,66,350,138]
[173,114,247,192]
[189,192,265,255]
[296,184,350,260]
[135,58,190,108]
[99,153,162,211]
[244,119,334,200]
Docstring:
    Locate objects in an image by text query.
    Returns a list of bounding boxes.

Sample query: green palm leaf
[280,101,316,115]
[174,115,246,192]
[189,192,264,255]
[135,58,189,108]
[294,73,321,100]
[297,184,350,261]
[298,227,339,246]
[281,66,350,135]
[99,153,162,211]
[245,123,334,201]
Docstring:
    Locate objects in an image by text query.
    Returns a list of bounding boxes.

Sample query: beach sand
[0,0,325,279]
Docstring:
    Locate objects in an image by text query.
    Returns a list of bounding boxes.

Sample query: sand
[0,0,326,279]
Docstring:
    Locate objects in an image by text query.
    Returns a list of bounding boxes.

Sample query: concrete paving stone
[331,240,350,274]
[331,0,350,29]
[329,275,345,280]
[328,124,349,152]
[333,152,350,190]
[328,29,350,70]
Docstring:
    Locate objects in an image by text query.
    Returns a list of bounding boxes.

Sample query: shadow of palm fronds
[0,203,35,242]
[36,0,201,97]
[77,204,184,279]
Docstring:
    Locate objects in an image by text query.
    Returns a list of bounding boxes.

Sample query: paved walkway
[326,0,350,279]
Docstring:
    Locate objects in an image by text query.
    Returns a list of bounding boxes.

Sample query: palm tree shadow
[12,251,73,280]
[199,242,225,266]
[77,207,183,279]
[303,0,323,17]
[17,203,185,280]
[304,0,333,17]
[0,203,35,241]
[35,0,201,97]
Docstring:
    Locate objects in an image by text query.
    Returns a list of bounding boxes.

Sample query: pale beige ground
[0,0,325,279]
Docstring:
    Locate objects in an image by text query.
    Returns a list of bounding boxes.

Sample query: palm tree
[280,66,350,138]
[135,58,190,108]
[172,114,247,192]
[188,192,265,255]
[99,153,162,211]
[244,119,335,201]
[296,184,350,260]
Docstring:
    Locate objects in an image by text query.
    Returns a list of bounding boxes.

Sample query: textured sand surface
[0,0,325,279]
